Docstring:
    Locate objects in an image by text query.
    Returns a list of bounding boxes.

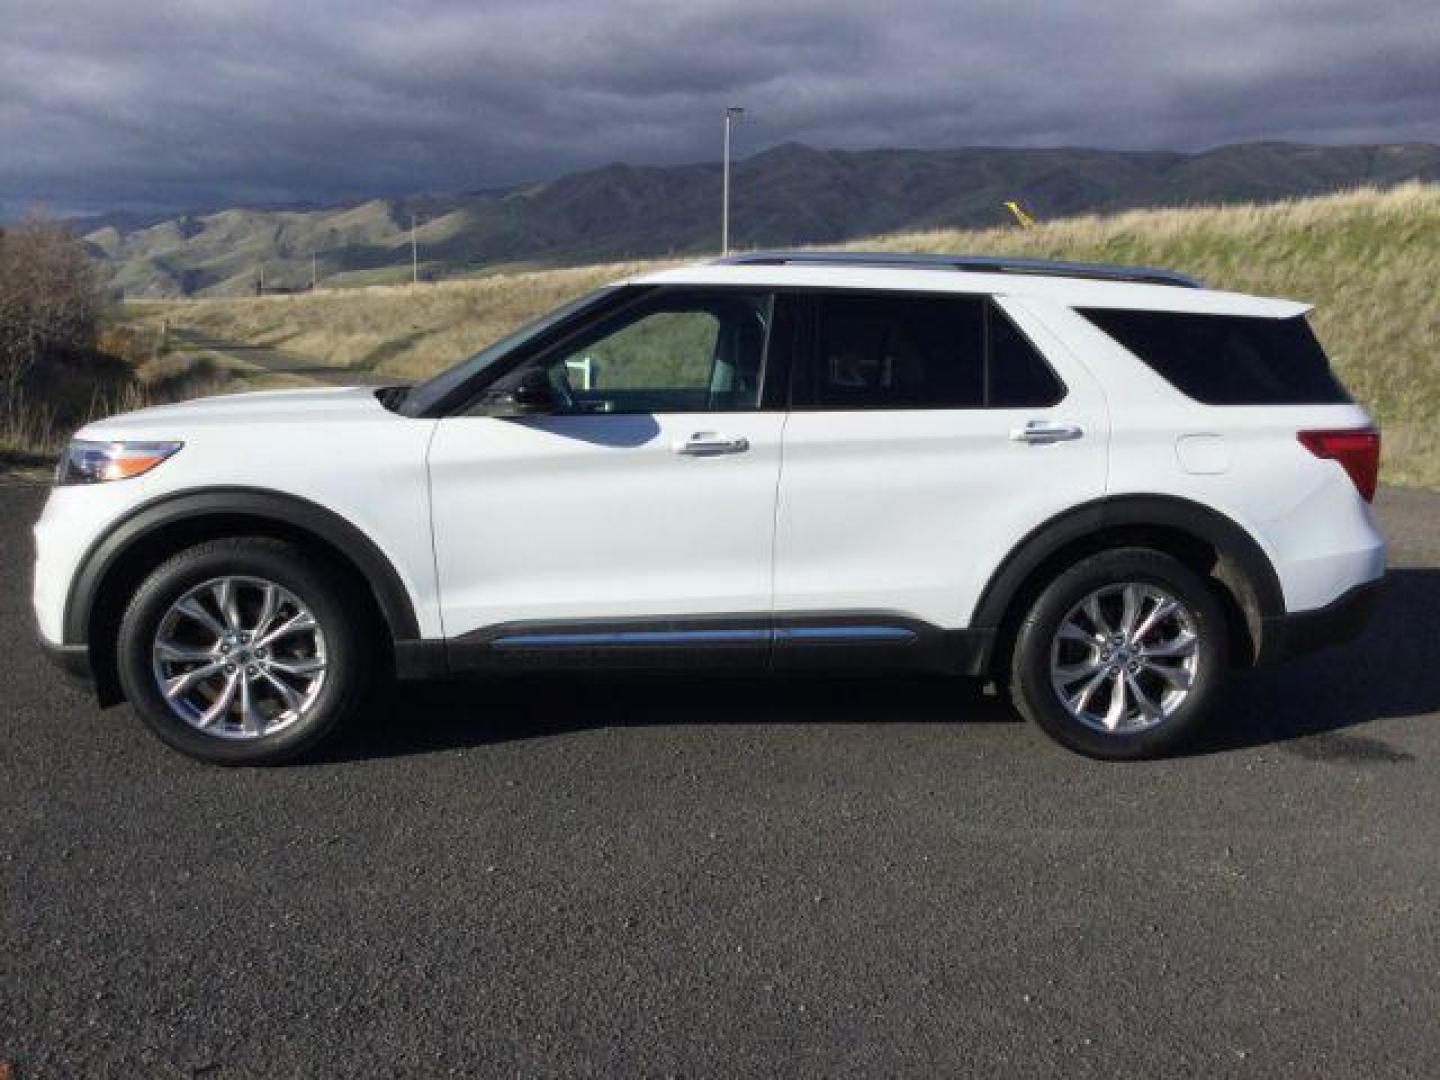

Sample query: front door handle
[674,432,751,456]
[1010,420,1084,445]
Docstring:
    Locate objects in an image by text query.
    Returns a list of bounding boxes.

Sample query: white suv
[33,252,1386,763]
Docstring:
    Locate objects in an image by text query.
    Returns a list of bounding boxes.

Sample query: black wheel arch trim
[970,494,1285,632]
[62,486,422,646]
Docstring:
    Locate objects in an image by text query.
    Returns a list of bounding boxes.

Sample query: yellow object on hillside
[1004,201,1039,229]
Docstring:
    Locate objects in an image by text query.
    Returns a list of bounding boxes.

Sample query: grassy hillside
[90,141,1440,298]
[127,184,1440,487]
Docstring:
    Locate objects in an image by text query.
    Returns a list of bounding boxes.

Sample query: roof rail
[714,250,1203,288]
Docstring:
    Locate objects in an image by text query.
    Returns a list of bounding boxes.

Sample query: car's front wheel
[116,537,372,764]
[1008,548,1229,759]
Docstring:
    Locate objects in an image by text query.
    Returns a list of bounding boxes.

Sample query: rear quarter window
[1078,309,1351,405]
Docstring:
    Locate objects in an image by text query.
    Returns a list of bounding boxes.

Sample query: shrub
[0,219,104,398]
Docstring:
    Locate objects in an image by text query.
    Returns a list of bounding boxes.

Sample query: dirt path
[170,330,392,386]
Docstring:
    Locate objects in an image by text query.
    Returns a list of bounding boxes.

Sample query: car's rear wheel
[117,537,371,764]
[1009,548,1228,759]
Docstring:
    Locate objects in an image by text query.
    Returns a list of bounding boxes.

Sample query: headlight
[56,440,183,486]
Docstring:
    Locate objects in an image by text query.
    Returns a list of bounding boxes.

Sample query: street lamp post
[722,106,744,255]
[410,212,419,285]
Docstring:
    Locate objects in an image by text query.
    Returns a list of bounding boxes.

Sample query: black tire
[1008,547,1229,760]
[116,537,373,765]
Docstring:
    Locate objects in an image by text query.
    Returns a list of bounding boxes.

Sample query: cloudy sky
[3,0,1438,216]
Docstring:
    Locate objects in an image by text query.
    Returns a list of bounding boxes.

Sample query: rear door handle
[1010,420,1084,445]
[674,432,751,456]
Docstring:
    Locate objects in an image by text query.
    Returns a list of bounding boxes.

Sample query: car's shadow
[1191,566,1439,759]
[313,568,1440,765]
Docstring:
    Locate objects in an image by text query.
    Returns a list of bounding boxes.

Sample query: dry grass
[0,343,238,463]
[126,185,1440,486]
[126,259,668,382]
[2,383,147,462]
[0,390,61,463]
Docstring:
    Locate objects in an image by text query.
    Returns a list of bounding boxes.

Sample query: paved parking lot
[3,481,1438,1077]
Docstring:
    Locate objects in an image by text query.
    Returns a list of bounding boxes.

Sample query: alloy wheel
[150,575,328,739]
[1048,581,1200,735]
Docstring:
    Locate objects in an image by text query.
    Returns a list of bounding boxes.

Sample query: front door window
[534,291,771,414]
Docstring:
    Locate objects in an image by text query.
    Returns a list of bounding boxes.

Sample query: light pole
[410,212,419,285]
[721,106,744,255]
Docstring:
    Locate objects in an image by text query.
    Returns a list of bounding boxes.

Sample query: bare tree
[0,218,104,400]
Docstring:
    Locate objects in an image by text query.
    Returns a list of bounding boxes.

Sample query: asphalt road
[3,481,1438,1078]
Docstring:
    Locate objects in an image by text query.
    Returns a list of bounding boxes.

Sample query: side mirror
[480,368,558,416]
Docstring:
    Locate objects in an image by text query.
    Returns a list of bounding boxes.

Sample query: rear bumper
[1257,576,1383,665]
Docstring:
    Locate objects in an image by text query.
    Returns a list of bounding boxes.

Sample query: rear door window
[1079,309,1350,405]
[798,293,1064,410]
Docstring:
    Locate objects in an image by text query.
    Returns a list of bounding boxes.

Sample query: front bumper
[1256,576,1383,665]
[36,632,92,682]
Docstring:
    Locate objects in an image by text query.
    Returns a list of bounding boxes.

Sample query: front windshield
[398,287,617,417]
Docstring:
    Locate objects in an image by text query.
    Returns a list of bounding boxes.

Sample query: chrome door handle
[1010,420,1084,445]
[674,432,751,456]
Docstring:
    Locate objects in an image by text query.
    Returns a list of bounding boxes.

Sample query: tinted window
[1079,309,1350,405]
[804,294,1064,410]
[812,294,984,409]
[987,303,1067,407]
[533,290,771,414]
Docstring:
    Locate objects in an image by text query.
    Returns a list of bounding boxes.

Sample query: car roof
[627,254,1309,319]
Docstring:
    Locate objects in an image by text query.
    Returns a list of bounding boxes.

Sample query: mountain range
[82,140,1440,298]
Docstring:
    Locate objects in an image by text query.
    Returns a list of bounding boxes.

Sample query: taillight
[1298,428,1380,502]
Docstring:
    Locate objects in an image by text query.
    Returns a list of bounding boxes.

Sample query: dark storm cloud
[2,0,1438,215]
